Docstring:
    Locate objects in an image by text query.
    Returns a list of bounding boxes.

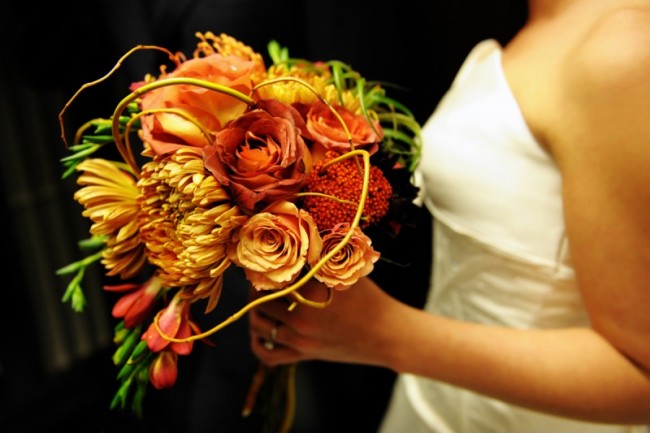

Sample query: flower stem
[242,363,269,417]
[278,363,298,433]
[243,363,298,433]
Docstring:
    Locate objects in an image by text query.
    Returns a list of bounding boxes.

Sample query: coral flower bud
[143,294,189,353]
[106,276,163,328]
[142,292,202,355]
[149,350,178,390]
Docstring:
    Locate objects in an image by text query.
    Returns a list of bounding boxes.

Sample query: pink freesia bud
[170,312,195,356]
[142,294,196,354]
[149,350,178,389]
[106,275,163,328]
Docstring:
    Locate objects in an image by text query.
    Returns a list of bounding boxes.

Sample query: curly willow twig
[97,74,373,343]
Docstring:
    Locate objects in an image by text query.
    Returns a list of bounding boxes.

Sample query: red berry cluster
[302,151,392,231]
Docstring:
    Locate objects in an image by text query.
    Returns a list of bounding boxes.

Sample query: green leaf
[330,61,346,106]
[59,144,101,162]
[113,327,130,345]
[61,268,85,311]
[70,287,87,312]
[68,143,99,152]
[268,40,289,65]
[129,340,150,362]
[116,362,134,381]
[55,261,83,276]
[61,164,78,179]
[131,381,147,418]
[80,134,115,144]
[110,378,132,410]
[113,329,140,366]
[78,235,106,250]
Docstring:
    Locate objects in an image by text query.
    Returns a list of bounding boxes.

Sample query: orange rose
[314,223,380,290]
[204,99,312,212]
[135,54,257,155]
[227,201,322,290]
[306,101,382,158]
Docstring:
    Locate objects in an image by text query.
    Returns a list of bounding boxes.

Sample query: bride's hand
[248,276,401,368]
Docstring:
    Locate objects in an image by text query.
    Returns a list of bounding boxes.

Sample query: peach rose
[135,54,257,156]
[314,222,380,290]
[204,99,312,212]
[306,101,382,158]
[227,200,322,290]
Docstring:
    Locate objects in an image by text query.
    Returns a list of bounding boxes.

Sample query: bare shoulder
[554,3,650,372]
[571,5,650,96]
[552,4,650,167]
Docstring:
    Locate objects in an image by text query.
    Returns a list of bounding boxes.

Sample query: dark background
[0,1,526,432]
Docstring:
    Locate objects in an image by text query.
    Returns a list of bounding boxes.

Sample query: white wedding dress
[378,39,647,433]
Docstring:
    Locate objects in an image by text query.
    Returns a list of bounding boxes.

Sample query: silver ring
[264,322,279,350]
[270,323,279,341]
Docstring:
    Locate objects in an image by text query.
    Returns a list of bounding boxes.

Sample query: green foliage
[266,40,422,174]
[56,236,105,312]
[111,322,154,417]
[60,102,140,179]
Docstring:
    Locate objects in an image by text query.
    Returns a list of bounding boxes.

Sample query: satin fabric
[378,39,646,433]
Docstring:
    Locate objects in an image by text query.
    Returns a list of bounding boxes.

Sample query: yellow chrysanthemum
[257,63,361,113]
[73,159,147,279]
[137,148,248,311]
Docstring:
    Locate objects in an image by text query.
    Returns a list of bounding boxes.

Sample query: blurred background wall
[0,1,526,432]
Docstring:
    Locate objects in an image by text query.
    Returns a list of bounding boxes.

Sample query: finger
[292,279,331,303]
[249,309,278,341]
[250,332,302,367]
[251,296,295,324]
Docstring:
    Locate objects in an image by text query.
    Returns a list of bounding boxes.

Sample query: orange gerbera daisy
[73,158,147,279]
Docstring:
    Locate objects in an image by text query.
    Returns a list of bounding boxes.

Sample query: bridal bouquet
[57,31,421,429]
